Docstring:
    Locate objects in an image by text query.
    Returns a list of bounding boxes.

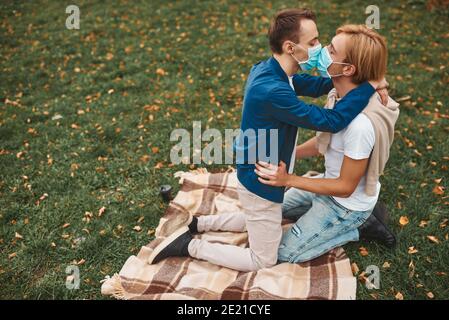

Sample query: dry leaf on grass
[395,292,404,300]
[399,216,409,226]
[98,206,106,217]
[427,235,439,244]
[408,246,418,254]
[432,185,444,195]
[419,220,428,227]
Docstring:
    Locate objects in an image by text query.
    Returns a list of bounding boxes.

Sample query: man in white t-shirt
[255,25,397,263]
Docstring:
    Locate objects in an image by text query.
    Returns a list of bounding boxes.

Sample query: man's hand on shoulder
[369,77,389,106]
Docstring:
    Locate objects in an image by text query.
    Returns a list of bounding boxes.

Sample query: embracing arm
[293,74,390,102]
[255,156,369,198]
[269,81,377,133]
[292,74,333,98]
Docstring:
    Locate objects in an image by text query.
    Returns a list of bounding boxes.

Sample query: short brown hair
[268,8,316,54]
[336,24,388,84]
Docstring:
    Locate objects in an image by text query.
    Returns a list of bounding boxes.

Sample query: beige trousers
[188,182,282,272]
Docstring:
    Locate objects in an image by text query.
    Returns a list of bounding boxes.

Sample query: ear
[282,40,295,55]
[343,64,356,77]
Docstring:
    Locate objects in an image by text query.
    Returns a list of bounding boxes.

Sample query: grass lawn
[0,0,448,300]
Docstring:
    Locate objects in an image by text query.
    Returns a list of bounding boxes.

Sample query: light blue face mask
[291,43,322,71]
[317,46,352,78]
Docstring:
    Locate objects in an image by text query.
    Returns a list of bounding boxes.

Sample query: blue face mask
[291,43,322,71]
[317,46,352,78]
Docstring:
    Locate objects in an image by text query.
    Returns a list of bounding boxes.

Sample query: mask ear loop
[328,62,353,77]
[290,42,309,65]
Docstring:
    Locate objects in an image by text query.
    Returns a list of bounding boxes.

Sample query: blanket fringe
[100,274,127,300]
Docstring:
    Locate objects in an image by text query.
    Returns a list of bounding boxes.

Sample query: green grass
[0,0,448,300]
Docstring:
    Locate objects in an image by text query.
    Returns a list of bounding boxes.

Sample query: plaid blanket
[101,169,357,300]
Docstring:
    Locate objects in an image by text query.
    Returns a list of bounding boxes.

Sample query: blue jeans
[278,188,373,263]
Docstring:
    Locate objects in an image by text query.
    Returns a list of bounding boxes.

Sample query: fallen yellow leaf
[154,162,164,169]
[432,185,445,195]
[408,246,418,254]
[399,216,409,226]
[98,206,106,217]
[419,220,428,228]
[395,292,404,300]
[427,235,439,244]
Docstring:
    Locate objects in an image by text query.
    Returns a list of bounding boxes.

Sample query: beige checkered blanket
[101,169,357,300]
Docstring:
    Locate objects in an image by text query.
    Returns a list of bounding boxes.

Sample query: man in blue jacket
[148,8,390,271]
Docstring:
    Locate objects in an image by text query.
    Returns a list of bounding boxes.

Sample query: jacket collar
[268,56,289,83]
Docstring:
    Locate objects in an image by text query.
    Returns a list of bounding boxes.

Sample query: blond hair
[336,24,387,84]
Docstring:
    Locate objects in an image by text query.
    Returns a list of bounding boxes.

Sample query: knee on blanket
[253,254,277,270]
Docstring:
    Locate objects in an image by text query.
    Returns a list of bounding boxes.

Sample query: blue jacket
[235,56,375,203]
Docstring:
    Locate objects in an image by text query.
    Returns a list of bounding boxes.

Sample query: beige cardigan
[316,88,400,196]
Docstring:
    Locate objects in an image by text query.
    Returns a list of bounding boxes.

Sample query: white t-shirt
[315,113,380,211]
[287,76,298,174]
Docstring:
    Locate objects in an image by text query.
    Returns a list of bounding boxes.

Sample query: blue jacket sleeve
[269,81,375,133]
[292,74,333,98]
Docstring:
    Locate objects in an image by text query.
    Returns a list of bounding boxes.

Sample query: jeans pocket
[327,196,353,219]
[278,224,303,261]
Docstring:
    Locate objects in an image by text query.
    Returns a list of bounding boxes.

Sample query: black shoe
[157,214,198,237]
[188,216,198,233]
[358,202,397,248]
[148,226,192,264]
[371,201,389,224]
